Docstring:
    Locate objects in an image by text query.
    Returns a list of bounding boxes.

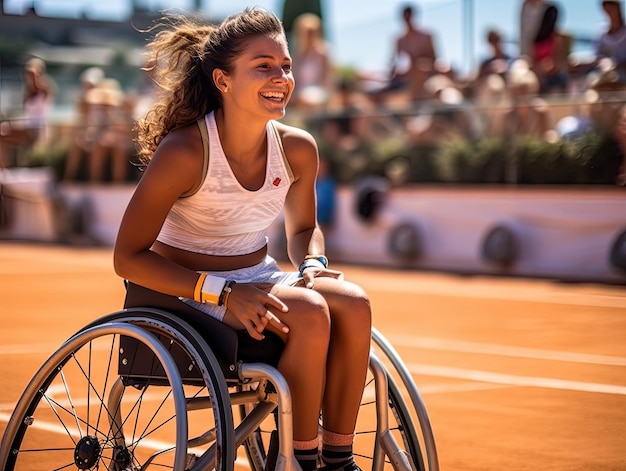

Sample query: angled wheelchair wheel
[371,328,439,471]
[0,309,235,471]
[239,346,430,471]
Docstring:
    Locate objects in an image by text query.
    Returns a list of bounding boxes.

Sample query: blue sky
[4,0,610,76]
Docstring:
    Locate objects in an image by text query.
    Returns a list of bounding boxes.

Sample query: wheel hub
[74,435,101,469]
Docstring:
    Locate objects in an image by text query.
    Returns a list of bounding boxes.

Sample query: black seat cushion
[123,281,285,381]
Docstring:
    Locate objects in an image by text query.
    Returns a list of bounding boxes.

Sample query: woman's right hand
[224,282,289,340]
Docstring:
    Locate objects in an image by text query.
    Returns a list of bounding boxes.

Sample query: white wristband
[194,273,226,304]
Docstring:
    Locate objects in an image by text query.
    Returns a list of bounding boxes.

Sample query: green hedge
[319,132,623,186]
[21,124,624,187]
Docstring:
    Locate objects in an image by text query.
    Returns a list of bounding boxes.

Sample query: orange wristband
[194,273,208,303]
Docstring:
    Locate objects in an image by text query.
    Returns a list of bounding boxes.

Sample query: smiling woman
[113,7,372,471]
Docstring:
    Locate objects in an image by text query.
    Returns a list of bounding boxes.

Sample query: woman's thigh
[309,277,372,340]
[264,283,332,341]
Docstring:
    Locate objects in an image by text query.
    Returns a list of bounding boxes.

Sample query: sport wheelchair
[0,281,438,471]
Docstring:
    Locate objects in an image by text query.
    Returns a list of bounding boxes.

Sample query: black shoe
[264,430,279,471]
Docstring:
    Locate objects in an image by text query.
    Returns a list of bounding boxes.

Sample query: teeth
[262,92,284,98]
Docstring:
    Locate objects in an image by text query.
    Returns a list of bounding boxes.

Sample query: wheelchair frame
[0,307,439,471]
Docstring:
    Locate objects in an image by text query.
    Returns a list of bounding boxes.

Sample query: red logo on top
[273,177,281,186]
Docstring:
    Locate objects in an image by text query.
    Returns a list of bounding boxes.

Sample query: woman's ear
[212,69,230,93]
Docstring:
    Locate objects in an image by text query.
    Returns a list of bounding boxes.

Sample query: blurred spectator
[63,77,135,183]
[477,28,513,81]
[63,67,105,181]
[88,79,136,183]
[519,0,547,59]
[502,60,554,140]
[405,74,475,144]
[0,57,55,168]
[531,3,572,94]
[323,79,368,153]
[291,13,335,110]
[473,73,509,137]
[472,28,511,138]
[586,69,626,184]
[389,3,438,100]
[595,0,626,86]
[322,78,400,153]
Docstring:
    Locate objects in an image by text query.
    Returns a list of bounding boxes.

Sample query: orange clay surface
[0,242,625,470]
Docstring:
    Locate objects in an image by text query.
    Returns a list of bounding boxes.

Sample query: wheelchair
[0,281,439,471]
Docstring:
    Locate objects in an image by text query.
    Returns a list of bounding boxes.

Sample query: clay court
[1,242,625,470]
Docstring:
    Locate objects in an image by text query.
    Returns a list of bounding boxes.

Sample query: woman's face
[220,33,295,120]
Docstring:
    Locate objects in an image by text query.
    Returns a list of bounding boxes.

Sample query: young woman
[113,7,371,471]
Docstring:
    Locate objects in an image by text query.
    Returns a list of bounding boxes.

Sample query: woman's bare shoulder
[273,121,318,154]
[157,123,203,155]
[144,122,205,192]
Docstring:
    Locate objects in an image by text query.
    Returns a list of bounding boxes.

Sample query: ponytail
[136,15,221,164]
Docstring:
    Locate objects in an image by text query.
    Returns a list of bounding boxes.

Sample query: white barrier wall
[269,186,626,284]
[1,169,624,284]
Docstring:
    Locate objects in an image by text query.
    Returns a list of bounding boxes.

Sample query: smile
[261,91,285,101]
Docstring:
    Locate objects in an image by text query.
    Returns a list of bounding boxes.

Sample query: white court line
[408,363,626,396]
[416,382,510,395]
[386,334,626,367]
[0,342,115,356]
[360,277,626,309]
[0,344,65,355]
[360,381,508,403]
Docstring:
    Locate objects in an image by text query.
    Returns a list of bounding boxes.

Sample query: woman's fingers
[265,292,289,313]
[228,283,290,337]
[246,320,265,340]
[264,309,289,333]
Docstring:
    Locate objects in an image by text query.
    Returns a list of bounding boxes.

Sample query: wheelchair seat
[121,281,285,382]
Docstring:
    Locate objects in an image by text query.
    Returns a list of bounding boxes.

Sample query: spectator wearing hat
[290,13,335,110]
[88,79,136,183]
[63,67,105,181]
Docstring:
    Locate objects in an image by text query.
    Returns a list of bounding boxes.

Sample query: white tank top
[156,111,294,256]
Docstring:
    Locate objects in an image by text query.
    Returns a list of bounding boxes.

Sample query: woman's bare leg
[314,278,372,434]
[225,284,332,441]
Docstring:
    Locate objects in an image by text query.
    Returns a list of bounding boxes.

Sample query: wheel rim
[1,323,192,470]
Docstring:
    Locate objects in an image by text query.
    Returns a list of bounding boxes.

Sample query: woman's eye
[282,64,292,72]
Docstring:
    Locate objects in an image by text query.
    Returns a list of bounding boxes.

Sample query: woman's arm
[277,123,325,268]
[113,124,204,298]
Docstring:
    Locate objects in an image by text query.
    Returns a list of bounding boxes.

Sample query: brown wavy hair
[135,7,286,164]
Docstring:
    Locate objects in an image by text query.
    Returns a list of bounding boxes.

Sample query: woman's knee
[331,282,373,339]
[288,290,331,341]
[345,283,372,324]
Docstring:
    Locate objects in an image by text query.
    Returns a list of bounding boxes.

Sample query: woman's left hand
[301,266,344,289]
